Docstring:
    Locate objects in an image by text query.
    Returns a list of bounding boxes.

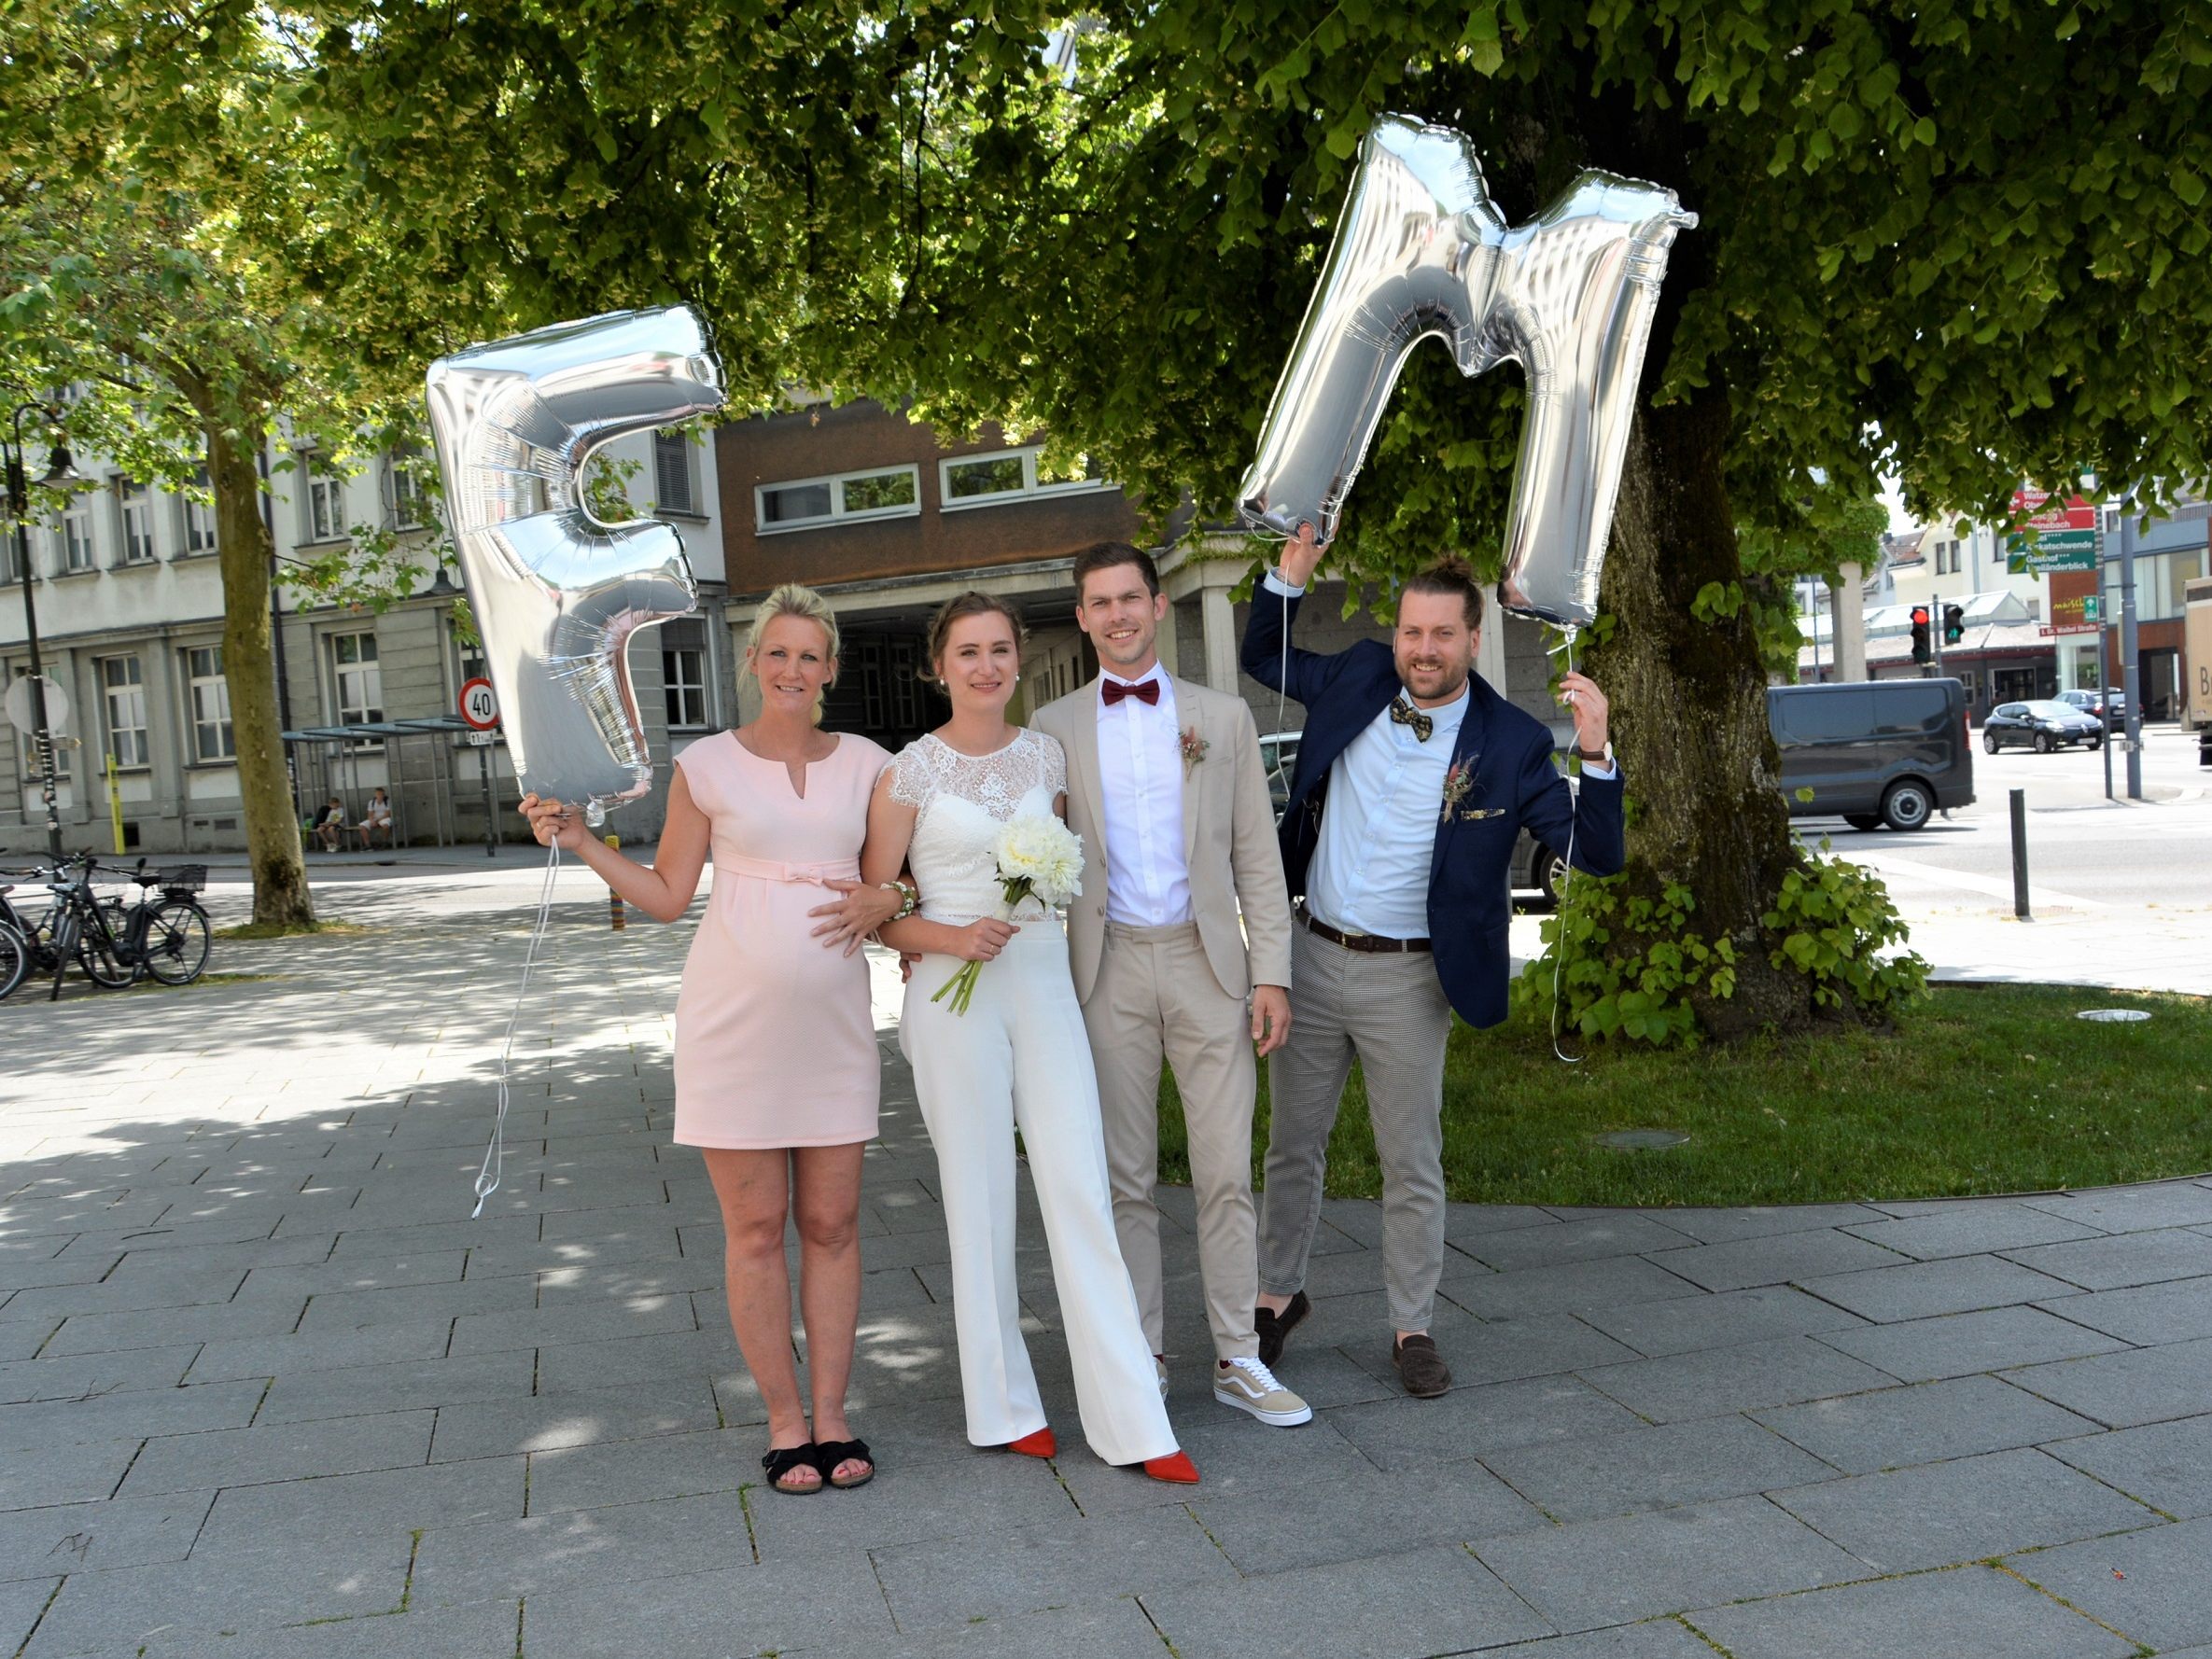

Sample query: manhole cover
[2077,1009,2152,1023]
[1593,1129,1690,1150]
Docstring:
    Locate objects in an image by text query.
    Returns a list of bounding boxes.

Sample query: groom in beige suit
[1036,542,1310,1428]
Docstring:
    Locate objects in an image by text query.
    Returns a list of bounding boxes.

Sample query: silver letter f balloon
[426,308,726,822]
[1238,115,1695,631]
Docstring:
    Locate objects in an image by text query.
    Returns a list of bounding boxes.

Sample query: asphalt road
[1798,724,2212,916]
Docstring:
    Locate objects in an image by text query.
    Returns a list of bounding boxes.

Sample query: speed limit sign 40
[459,677,500,732]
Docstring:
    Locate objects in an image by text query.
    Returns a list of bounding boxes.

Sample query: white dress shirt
[1262,569,1616,939]
[1095,663,1194,927]
[1307,679,1471,940]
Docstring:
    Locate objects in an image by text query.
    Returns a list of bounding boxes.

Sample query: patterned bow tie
[1390,697,1434,742]
[1102,677,1160,706]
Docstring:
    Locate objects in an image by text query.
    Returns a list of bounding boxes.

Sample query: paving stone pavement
[2,884,2209,1658]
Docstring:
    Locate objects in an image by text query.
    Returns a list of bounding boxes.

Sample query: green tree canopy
[301,0,2211,1033]
[0,0,506,922]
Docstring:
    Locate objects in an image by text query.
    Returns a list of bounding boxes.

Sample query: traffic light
[1942,604,1966,646]
[1911,606,1932,665]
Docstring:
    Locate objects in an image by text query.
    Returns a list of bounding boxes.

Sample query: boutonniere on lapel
[1179,725,1210,776]
[1439,760,1474,823]
[1441,758,1504,822]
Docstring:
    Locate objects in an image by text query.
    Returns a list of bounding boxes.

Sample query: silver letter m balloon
[1238,115,1696,631]
[426,308,726,822]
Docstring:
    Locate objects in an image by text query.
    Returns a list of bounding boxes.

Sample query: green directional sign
[2008,528,2098,574]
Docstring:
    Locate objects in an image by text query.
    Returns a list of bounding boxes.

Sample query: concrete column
[1154,596,1182,678]
[1833,561,1868,681]
[1201,584,1239,693]
[1477,598,1507,691]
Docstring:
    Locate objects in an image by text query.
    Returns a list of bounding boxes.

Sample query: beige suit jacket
[1036,674,1295,1007]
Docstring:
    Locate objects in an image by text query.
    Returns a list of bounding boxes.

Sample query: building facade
[715,399,1573,759]
[1,425,727,857]
[6,396,1587,857]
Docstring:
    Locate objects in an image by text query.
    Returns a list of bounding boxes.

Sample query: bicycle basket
[153,864,208,896]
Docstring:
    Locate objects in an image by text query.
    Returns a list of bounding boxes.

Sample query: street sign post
[458,677,501,856]
[459,676,500,732]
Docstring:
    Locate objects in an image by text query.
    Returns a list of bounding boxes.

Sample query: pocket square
[1459,806,1506,821]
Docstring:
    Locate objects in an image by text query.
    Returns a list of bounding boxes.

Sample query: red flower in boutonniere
[1179,725,1210,775]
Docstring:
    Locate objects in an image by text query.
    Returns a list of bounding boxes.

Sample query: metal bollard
[605,834,626,929]
[2009,788,2032,921]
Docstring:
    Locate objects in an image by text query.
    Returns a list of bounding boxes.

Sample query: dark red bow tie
[1102,678,1161,706]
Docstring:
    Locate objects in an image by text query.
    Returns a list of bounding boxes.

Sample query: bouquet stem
[929,887,1028,1017]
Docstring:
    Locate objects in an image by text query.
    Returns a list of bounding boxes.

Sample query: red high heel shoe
[1142,1450,1199,1485]
[1007,1427,1057,1458]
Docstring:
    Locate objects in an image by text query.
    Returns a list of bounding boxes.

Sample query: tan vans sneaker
[1214,1355,1314,1426]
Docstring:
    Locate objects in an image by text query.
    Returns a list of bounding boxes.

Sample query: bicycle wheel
[77,902,138,989]
[0,922,25,1001]
[140,899,212,986]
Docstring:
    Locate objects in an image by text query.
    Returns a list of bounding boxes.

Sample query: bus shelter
[281,715,484,849]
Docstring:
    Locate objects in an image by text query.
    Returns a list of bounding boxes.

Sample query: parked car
[1770,678,1976,831]
[2057,688,2129,721]
[1259,728,1574,905]
[1983,699,2105,753]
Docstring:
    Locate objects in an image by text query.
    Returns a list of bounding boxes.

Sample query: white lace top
[889,729,1069,925]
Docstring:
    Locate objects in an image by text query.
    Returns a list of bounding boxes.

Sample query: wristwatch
[1574,742,1614,766]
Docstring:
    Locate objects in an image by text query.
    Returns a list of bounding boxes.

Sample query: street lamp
[4,401,84,860]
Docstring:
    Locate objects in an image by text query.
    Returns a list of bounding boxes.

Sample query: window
[60,498,94,572]
[304,463,345,543]
[186,645,234,760]
[118,479,156,563]
[0,532,17,583]
[329,632,384,730]
[755,465,920,531]
[1776,687,1873,744]
[653,430,696,516]
[938,445,1108,511]
[661,618,708,729]
[183,465,217,554]
[388,447,427,528]
[944,453,1027,503]
[101,656,148,768]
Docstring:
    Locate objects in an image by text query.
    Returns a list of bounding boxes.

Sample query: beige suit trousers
[1083,919,1259,1360]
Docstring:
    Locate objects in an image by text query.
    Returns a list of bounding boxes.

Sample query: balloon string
[474,840,563,1219]
[1548,630,1583,1066]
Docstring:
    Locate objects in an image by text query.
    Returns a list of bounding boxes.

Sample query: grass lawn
[1157,983,2212,1209]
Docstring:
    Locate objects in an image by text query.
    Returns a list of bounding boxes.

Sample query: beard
[1398,653,1472,703]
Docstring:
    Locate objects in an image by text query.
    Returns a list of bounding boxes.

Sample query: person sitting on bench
[357,788,393,850]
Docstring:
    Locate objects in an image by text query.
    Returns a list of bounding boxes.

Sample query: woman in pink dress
[522,584,906,1496]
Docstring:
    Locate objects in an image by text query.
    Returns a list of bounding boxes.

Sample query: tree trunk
[210,418,315,929]
[1582,390,1808,1037]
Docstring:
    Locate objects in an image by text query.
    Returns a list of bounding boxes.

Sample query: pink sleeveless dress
[670,731,891,1149]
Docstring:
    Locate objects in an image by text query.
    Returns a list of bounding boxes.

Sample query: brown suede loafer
[1254,1291,1311,1368]
[1393,1333,1451,1399]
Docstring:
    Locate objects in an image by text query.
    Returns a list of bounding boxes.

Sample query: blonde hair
[746,583,841,661]
[744,584,840,719]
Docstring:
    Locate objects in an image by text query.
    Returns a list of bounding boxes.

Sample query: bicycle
[114,862,213,987]
[2,856,213,999]
[0,913,24,1002]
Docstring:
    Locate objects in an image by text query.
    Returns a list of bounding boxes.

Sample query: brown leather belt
[1295,902,1431,955]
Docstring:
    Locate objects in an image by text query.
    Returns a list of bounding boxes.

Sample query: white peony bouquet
[931,813,1085,1015]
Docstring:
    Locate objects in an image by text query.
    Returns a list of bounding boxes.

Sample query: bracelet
[881,879,918,921]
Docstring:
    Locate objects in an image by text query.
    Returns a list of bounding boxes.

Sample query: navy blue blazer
[1242,584,1626,1029]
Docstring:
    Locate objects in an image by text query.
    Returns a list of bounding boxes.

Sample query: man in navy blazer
[1243,528,1625,1397]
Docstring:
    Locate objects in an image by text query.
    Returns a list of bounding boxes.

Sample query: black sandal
[813,1438,875,1490]
[762,1443,822,1494]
